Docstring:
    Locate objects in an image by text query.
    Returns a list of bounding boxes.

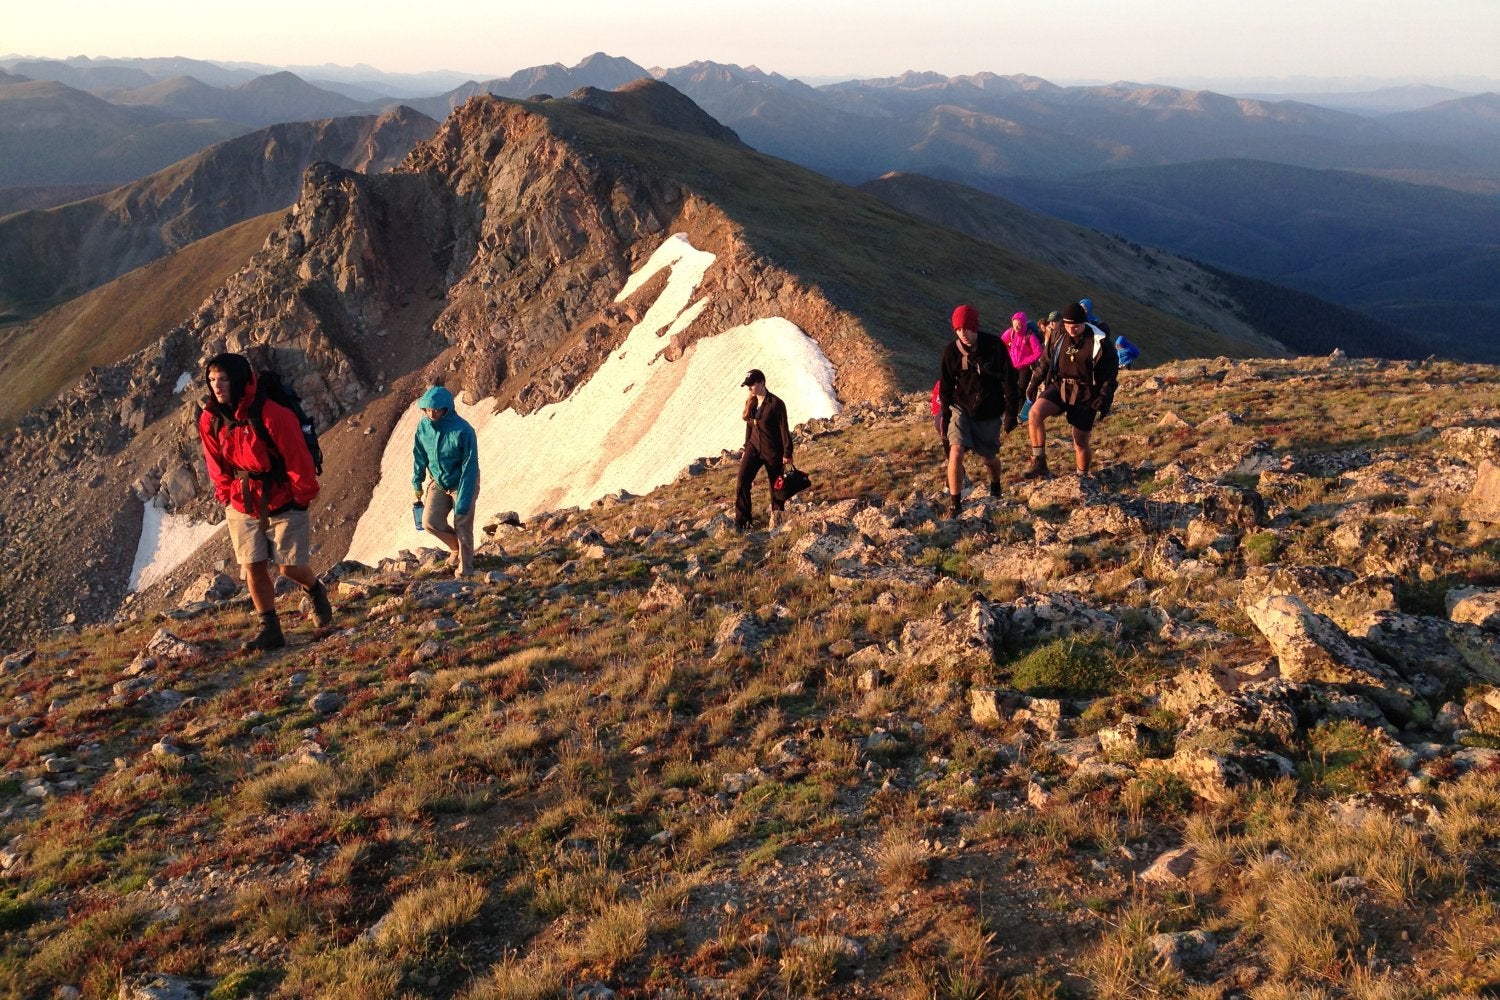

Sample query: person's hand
[414,488,423,501]
[940,434,950,452]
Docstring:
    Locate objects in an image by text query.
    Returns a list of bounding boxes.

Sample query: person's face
[208,368,233,405]
[1011,317,1024,331]
[747,380,766,396]
[1063,320,1086,338]
[956,326,977,347]
[423,407,447,421]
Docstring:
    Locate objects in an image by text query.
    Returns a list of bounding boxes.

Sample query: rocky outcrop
[0,109,441,317]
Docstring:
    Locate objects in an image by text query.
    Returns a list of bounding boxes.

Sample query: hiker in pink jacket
[1002,312,1044,409]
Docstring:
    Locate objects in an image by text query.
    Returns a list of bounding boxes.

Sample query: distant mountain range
[3,51,1497,362]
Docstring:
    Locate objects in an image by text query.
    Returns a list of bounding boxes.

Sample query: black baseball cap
[741,369,766,386]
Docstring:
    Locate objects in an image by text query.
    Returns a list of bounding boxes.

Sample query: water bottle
[412,502,425,531]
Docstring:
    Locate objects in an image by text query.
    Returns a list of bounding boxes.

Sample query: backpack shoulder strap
[245,392,288,480]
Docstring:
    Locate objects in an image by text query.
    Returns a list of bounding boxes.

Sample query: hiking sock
[243,611,286,652]
[307,581,333,627]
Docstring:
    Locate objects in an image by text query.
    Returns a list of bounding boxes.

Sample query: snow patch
[173,372,193,394]
[345,234,840,568]
[129,503,225,592]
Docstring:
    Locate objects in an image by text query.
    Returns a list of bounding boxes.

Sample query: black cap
[1061,302,1088,324]
[741,368,766,386]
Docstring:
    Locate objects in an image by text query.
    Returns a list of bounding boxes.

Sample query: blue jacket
[1115,336,1141,368]
[412,386,480,515]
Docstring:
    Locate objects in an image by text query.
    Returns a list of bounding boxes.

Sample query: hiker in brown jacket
[734,368,793,530]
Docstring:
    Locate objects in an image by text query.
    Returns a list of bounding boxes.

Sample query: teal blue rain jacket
[412,386,480,515]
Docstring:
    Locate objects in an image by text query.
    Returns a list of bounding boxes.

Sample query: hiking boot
[241,614,285,653]
[308,581,333,628]
[948,494,962,518]
[988,480,1002,498]
[1022,456,1050,480]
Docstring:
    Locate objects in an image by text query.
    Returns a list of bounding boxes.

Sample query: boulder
[714,611,773,655]
[1328,519,1449,577]
[1448,587,1500,631]
[1139,846,1198,884]
[1244,595,1415,716]
[181,572,238,605]
[126,628,206,676]
[969,687,1021,727]
[1350,611,1500,685]
[1440,426,1500,467]
[1240,564,1398,630]
[1003,592,1121,643]
[972,543,1065,585]
[1179,682,1302,746]
[638,577,688,613]
[900,594,1003,671]
[1148,929,1217,972]
[1156,745,1296,805]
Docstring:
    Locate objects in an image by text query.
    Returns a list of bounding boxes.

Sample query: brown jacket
[744,391,793,461]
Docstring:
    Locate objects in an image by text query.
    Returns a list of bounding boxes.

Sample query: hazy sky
[5,0,1497,85]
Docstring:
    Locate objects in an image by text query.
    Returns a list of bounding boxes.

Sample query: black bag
[773,467,812,503]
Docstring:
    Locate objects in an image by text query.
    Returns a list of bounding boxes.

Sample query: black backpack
[210,370,323,479]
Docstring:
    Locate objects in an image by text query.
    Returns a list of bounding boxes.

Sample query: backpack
[210,370,323,479]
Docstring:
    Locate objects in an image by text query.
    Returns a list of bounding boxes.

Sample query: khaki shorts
[226,506,311,567]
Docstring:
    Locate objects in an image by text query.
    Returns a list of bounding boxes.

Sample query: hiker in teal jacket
[412,385,480,577]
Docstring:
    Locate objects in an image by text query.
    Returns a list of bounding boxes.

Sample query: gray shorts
[226,506,311,567]
[954,412,1001,459]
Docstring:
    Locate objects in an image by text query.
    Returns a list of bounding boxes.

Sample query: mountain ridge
[0,84,1264,644]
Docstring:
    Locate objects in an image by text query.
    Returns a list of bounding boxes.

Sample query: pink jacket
[1003,327,1043,369]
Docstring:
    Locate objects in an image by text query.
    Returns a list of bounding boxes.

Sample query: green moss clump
[1009,638,1119,698]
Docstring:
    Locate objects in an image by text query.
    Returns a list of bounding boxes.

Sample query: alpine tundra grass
[0,356,1498,997]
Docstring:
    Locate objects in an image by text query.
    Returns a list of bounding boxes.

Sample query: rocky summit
[0,352,1497,997]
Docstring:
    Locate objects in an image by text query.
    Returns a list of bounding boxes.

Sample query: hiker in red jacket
[199,352,333,652]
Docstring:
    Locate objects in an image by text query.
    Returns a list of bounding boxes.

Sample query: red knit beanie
[952,304,979,332]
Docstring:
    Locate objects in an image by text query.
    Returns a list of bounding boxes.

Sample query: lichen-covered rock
[900,594,1003,671]
[714,611,773,655]
[1465,461,1500,524]
[1448,587,1500,631]
[1351,610,1500,685]
[1003,592,1121,643]
[1240,564,1397,630]
[1245,594,1415,717]
[1440,426,1500,467]
[972,544,1064,585]
[638,577,688,613]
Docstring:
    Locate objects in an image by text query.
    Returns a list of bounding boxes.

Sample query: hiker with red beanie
[936,304,1020,518]
[199,352,333,652]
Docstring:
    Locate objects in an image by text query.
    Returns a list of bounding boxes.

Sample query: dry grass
[2,359,1499,996]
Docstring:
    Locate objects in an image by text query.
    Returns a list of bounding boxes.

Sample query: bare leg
[243,560,275,612]
[280,563,319,589]
[946,443,967,497]
[1073,428,1093,473]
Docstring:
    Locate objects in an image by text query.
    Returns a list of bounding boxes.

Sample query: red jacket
[198,372,319,516]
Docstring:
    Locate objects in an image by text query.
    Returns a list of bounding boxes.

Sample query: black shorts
[1038,387,1098,432]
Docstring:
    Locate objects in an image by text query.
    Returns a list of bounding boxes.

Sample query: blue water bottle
[412,501,424,531]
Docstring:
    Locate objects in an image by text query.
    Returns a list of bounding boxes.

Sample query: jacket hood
[204,352,256,417]
[419,386,455,410]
